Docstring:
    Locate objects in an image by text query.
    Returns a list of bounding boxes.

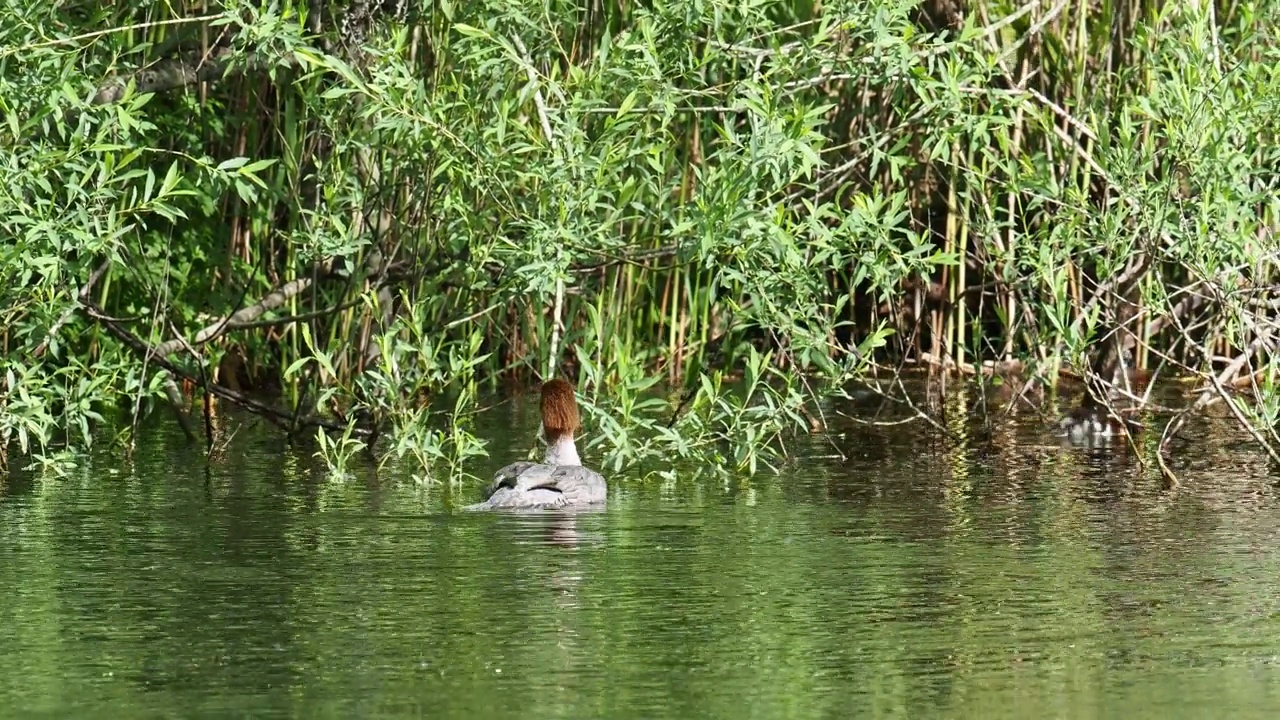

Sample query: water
[4,391,1280,718]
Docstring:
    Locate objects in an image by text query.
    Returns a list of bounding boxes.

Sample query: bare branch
[84,300,368,437]
[33,258,111,359]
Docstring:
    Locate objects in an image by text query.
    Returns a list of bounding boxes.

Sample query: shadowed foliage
[2,0,1278,482]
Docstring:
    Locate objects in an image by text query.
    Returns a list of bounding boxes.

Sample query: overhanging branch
[93,46,237,105]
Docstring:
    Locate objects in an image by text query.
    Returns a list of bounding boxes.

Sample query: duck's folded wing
[543,466,607,504]
[481,460,539,499]
[479,485,567,509]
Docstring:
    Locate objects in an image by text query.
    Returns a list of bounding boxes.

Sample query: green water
[4,401,1280,718]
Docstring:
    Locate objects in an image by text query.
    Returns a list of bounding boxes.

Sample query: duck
[1059,362,1151,443]
[1059,405,1120,441]
[464,378,607,511]
[1058,404,1142,444]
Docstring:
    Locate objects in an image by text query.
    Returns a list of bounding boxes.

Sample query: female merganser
[465,378,607,510]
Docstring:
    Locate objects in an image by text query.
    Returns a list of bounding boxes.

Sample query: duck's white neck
[543,432,580,466]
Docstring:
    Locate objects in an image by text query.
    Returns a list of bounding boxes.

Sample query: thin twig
[4,14,221,55]
[509,33,566,377]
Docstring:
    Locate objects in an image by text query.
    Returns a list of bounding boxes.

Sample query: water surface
[3,392,1280,718]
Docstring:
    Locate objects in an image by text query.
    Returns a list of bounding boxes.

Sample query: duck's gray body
[465,460,607,511]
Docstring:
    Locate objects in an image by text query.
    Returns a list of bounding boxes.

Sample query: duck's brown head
[540,378,580,443]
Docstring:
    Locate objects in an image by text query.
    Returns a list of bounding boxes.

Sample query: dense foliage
[2,0,1279,481]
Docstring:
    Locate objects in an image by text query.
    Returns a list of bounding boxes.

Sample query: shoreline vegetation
[2,1,1278,484]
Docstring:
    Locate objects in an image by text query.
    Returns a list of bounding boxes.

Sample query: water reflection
[466,509,608,550]
[1,390,1280,718]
